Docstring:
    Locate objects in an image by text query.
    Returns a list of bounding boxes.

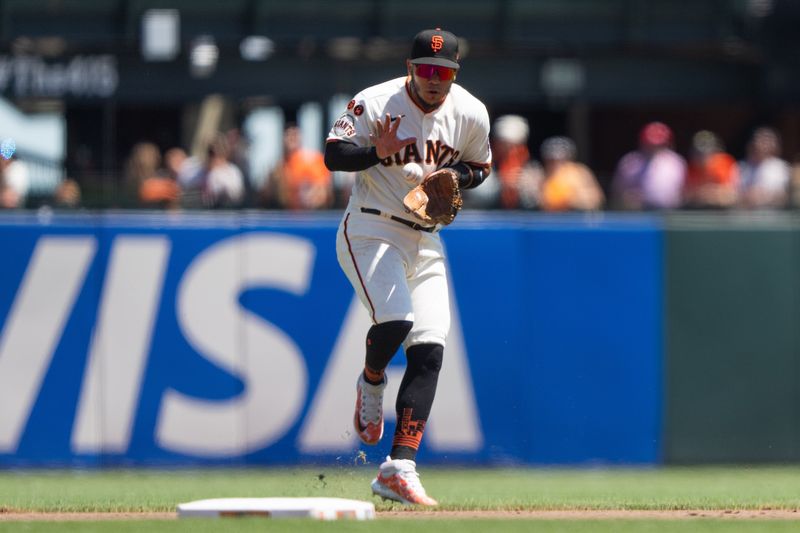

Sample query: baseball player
[324,28,491,505]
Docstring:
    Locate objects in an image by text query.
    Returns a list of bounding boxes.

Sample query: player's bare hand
[371,114,417,159]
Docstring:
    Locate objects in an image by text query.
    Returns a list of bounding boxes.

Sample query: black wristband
[447,162,473,188]
[449,162,488,189]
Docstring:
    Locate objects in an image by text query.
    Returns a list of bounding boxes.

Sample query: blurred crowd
[463,116,796,213]
[117,123,337,211]
[3,116,800,213]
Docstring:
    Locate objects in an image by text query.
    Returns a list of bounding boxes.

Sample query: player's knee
[406,343,443,375]
[404,326,448,348]
[369,320,413,350]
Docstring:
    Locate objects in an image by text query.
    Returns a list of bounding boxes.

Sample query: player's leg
[336,214,415,326]
[371,249,448,506]
[393,247,449,460]
[371,341,443,506]
[354,320,412,445]
[336,216,414,445]
[390,342,443,459]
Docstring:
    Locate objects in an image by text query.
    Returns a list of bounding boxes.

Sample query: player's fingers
[382,113,392,133]
[374,119,384,136]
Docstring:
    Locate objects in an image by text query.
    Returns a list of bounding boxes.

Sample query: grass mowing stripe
[0,467,799,512]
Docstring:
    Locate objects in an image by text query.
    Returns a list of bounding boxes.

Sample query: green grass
[1,466,800,512]
[0,466,799,531]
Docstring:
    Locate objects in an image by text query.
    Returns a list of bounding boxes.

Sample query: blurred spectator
[183,134,245,209]
[539,136,604,211]
[123,142,159,203]
[53,178,82,208]
[224,127,257,206]
[468,114,542,209]
[612,121,687,210]
[683,130,739,209]
[124,142,180,209]
[260,124,333,210]
[0,153,29,209]
[165,147,201,186]
[738,127,791,209]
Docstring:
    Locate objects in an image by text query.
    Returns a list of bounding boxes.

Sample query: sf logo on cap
[431,35,444,52]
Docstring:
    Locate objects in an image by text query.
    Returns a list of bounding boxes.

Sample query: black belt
[360,208,436,233]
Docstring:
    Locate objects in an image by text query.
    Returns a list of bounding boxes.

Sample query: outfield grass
[0,466,798,531]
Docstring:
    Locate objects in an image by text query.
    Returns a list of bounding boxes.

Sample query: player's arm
[325,113,416,172]
[446,162,491,190]
[324,140,381,172]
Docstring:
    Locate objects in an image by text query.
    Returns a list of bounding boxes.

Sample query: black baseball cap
[409,28,460,70]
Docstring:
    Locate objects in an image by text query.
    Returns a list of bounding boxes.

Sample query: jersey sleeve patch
[333,113,357,138]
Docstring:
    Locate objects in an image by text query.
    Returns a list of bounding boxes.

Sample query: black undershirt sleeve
[324,141,380,172]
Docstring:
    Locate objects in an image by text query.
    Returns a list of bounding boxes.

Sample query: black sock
[390,343,443,461]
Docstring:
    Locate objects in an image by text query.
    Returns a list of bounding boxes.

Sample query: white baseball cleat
[354,373,386,445]
[371,456,438,506]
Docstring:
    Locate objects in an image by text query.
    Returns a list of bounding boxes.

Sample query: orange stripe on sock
[392,435,423,449]
[393,410,426,449]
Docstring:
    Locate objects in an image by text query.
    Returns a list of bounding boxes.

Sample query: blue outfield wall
[0,212,663,467]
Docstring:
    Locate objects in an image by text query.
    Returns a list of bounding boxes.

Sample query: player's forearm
[324,141,380,172]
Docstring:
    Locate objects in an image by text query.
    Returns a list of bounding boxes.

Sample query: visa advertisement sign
[0,212,663,466]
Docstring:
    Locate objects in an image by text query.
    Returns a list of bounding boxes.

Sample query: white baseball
[402,162,424,184]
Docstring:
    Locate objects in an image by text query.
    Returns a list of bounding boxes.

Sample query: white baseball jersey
[331,75,490,342]
[327,76,492,222]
